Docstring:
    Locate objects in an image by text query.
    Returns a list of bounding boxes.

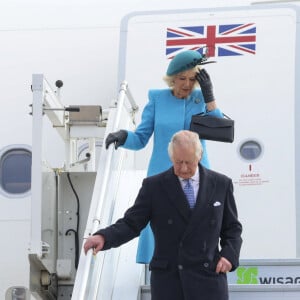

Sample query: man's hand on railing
[105,130,128,149]
[84,234,105,255]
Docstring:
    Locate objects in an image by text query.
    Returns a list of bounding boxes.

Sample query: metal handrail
[72,81,138,299]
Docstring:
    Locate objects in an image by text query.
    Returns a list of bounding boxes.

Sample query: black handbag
[190,113,234,143]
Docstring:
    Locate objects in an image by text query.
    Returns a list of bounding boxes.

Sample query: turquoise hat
[166,50,204,76]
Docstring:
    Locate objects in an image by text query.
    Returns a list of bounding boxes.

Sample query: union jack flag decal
[166,23,256,59]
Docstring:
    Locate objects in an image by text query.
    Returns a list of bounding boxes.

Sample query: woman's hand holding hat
[196,69,215,103]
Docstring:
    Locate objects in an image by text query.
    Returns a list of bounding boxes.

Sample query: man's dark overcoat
[96,164,243,300]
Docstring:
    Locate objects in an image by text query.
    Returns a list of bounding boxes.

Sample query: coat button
[178,265,183,270]
[204,263,209,268]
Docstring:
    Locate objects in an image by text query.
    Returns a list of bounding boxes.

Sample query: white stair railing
[72,81,140,300]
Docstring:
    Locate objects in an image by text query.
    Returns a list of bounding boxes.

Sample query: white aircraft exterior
[1,0,300,299]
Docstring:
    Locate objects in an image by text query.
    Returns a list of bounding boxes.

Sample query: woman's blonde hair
[163,66,201,89]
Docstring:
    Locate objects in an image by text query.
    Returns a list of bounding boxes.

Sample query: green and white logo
[235,266,300,284]
[236,267,258,284]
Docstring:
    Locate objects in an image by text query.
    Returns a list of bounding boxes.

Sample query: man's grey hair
[168,130,203,160]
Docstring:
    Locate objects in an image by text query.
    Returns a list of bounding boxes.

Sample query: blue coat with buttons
[121,88,223,263]
[123,88,223,176]
[95,164,243,300]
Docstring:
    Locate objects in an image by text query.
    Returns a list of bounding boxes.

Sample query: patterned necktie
[183,179,196,209]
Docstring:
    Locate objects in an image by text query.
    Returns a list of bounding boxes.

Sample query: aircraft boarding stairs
[29,74,300,300]
[30,74,146,300]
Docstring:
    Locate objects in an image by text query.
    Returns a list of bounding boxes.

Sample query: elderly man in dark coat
[84,130,242,300]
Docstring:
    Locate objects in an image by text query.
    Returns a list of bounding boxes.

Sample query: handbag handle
[222,113,232,119]
[197,112,232,119]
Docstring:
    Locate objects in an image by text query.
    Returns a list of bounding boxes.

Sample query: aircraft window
[239,140,262,161]
[0,146,32,196]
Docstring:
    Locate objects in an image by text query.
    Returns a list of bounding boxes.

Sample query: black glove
[196,69,215,103]
[105,130,128,149]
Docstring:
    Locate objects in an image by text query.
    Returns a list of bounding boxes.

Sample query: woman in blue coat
[105,50,223,263]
